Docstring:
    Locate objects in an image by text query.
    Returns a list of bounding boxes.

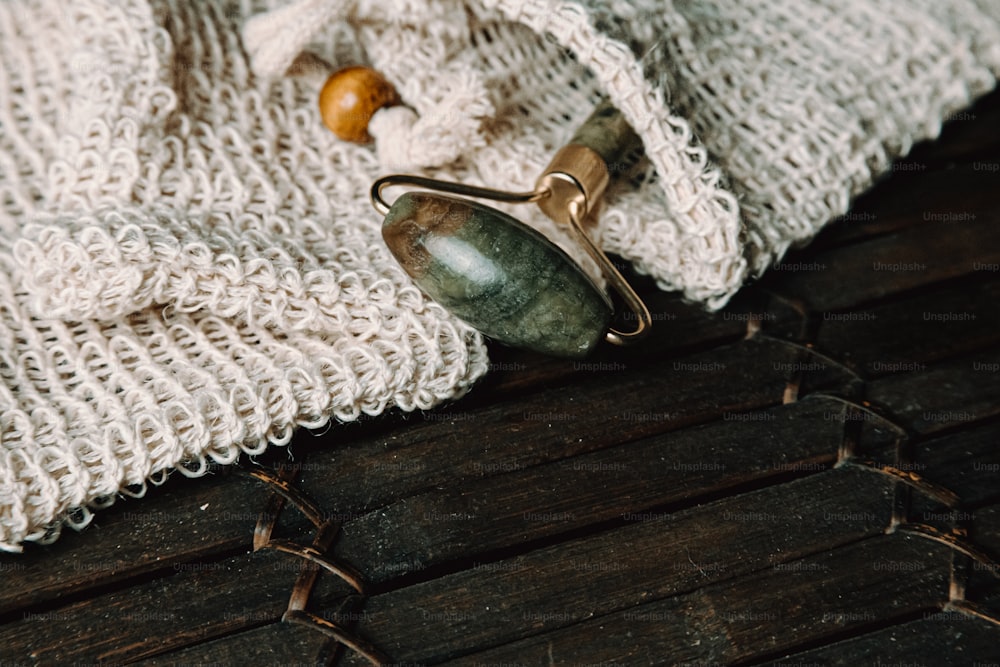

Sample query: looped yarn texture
[1,0,997,550]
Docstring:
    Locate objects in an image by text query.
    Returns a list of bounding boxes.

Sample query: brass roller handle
[534,101,651,344]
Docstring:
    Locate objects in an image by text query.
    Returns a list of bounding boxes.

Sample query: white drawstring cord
[242,0,348,80]
[242,0,493,172]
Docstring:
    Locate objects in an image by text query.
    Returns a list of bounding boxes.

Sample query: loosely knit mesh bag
[1,0,997,550]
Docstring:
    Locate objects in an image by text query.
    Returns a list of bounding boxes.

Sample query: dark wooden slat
[912,420,1000,509]
[295,336,853,521]
[821,169,989,245]
[450,533,952,666]
[761,614,1000,667]
[0,553,295,664]
[762,208,1000,313]
[335,467,896,664]
[865,346,1000,435]
[971,504,1000,561]
[140,621,330,666]
[0,471,313,617]
[815,274,1000,378]
[333,396,846,583]
[966,504,1000,606]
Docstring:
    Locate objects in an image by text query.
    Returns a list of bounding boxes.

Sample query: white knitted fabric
[1,0,997,551]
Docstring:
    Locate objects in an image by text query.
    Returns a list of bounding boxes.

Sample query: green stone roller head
[371,101,651,358]
[382,192,613,358]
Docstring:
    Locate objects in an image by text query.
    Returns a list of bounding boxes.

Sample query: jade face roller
[316,66,650,358]
[370,100,652,358]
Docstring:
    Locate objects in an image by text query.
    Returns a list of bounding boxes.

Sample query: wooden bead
[318,66,399,144]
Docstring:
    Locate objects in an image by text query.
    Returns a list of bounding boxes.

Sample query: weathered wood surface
[451,533,955,665]
[1,87,999,667]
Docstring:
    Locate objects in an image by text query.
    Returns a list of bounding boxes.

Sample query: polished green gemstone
[382,192,613,358]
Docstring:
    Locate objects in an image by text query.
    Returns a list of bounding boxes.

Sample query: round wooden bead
[318,66,400,144]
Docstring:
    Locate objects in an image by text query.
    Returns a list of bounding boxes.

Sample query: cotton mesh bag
[1,0,997,551]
